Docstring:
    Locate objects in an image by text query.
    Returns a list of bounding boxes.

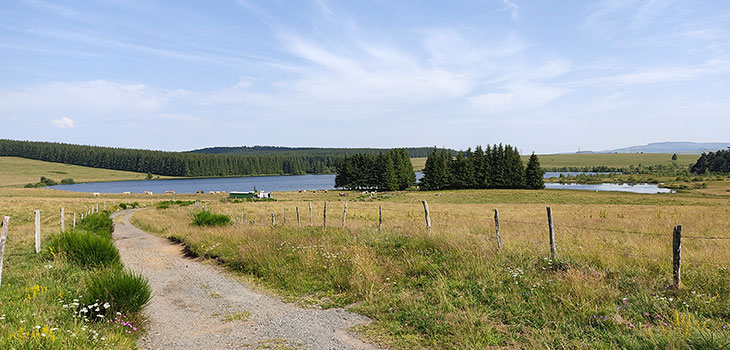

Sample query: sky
[1,0,729,153]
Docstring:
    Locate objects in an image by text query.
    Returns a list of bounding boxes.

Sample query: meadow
[1,157,729,349]
[131,188,730,349]
[0,157,176,188]
[411,153,700,172]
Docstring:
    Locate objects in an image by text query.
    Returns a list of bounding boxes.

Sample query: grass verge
[0,210,149,350]
[132,193,730,349]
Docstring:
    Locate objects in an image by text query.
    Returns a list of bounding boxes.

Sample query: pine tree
[525,153,545,189]
[392,148,416,190]
[377,153,398,191]
[420,148,450,190]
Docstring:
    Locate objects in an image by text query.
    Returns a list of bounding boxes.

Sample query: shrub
[84,268,151,316]
[60,178,76,184]
[78,212,114,238]
[49,230,121,268]
[192,210,230,227]
[119,202,139,210]
[156,200,194,209]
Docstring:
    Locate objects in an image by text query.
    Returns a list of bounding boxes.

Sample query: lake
[545,183,672,194]
[50,172,671,194]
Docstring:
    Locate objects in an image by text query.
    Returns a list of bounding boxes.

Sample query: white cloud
[51,116,74,128]
[470,84,568,112]
[0,80,175,117]
[502,0,520,20]
[575,59,730,87]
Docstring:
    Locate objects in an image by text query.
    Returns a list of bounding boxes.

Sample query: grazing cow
[339,192,348,197]
[165,190,176,194]
[209,191,215,194]
[122,191,131,195]
[92,192,100,196]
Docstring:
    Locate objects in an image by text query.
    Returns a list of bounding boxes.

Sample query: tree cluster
[0,139,341,177]
[191,146,454,158]
[420,145,544,190]
[691,148,730,174]
[335,149,415,191]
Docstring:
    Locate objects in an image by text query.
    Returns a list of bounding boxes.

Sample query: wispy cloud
[51,116,74,129]
[575,59,730,86]
[502,0,520,20]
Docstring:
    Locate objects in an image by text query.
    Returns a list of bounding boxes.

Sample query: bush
[24,176,59,188]
[78,212,114,238]
[192,210,230,227]
[84,268,151,316]
[60,177,76,184]
[156,200,194,209]
[49,230,121,268]
[119,202,139,210]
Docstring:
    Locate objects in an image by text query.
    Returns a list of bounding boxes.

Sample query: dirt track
[111,210,382,350]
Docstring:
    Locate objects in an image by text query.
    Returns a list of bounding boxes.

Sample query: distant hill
[187,146,456,158]
[606,142,730,154]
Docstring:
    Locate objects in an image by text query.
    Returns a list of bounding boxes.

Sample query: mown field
[0,157,177,188]
[411,153,700,172]
[131,188,730,349]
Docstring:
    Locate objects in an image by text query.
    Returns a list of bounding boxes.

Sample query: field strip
[111,210,382,350]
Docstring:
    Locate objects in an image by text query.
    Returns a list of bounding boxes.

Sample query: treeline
[334,149,415,190]
[189,146,454,158]
[691,148,730,174]
[421,145,544,190]
[0,139,339,176]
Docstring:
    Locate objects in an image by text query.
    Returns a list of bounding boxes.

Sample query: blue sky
[1,0,729,153]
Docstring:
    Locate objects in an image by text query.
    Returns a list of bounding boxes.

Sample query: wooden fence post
[309,201,313,226]
[323,202,327,228]
[673,225,682,289]
[60,207,65,232]
[73,212,76,229]
[547,206,556,260]
[35,210,41,254]
[272,213,275,226]
[283,208,287,225]
[342,201,348,228]
[0,216,10,287]
[494,209,502,252]
[378,205,383,233]
[296,207,301,227]
[96,203,99,213]
[422,200,431,232]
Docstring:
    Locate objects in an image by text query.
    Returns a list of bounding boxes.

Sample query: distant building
[256,191,272,199]
[229,191,255,199]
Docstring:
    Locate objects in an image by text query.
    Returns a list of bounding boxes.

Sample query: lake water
[543,172,613,178]
[50,172,670,194]
[545,183,672,194]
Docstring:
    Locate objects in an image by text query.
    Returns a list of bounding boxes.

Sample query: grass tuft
[84,268,152,316]
[48,230,121,268]
[192,210,230,226]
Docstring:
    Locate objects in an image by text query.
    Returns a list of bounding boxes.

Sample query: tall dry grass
[132,190,730,349]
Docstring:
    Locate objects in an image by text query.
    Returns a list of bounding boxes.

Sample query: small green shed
[229,191,255,199]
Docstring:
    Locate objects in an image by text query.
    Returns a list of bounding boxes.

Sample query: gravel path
[111,210,382,350]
